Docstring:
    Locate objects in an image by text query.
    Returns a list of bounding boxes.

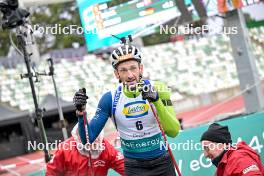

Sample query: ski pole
[81,88,94,176]
[149,103,182,176]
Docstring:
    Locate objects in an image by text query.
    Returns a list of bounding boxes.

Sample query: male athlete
[73,38,181,176]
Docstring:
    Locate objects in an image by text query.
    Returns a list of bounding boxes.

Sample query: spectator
[46,123,125,176]
[200,123,264,176]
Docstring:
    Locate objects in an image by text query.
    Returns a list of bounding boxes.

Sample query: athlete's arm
[152,81,181,137]
[77,92,112,144]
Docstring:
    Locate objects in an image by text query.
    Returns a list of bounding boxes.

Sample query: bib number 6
[135,121,143,130]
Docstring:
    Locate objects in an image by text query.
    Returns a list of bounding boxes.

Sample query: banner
[168,111,264,175]
[109,111,264,176]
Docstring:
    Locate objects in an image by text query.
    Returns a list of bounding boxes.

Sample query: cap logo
[118,54,133,61]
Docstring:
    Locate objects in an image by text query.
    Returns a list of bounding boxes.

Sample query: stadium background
[0,0,264,175]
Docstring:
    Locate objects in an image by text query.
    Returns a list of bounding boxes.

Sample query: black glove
[73,88,88,111]
[139,84,159,102]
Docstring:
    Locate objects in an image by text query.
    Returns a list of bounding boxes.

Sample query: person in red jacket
[200,123,264,176]
[46,123,125,176]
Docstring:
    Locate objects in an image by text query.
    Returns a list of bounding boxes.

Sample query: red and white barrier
[0,158,44,172]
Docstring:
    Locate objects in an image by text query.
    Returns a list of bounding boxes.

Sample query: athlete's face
[114,60,143,90]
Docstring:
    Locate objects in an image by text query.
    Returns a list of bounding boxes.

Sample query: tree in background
[0,1,85,56]
[0,30,10,56]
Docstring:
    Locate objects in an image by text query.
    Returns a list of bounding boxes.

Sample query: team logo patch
[123,101,149,118]
[93,160,106,167]
[242,164,259,174]
[118,54,133,61]
[116,152,124,160]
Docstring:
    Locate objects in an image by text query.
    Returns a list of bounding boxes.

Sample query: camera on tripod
[0,0,29,29]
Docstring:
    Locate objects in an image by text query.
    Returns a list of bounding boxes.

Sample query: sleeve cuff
[152,98,163,107]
